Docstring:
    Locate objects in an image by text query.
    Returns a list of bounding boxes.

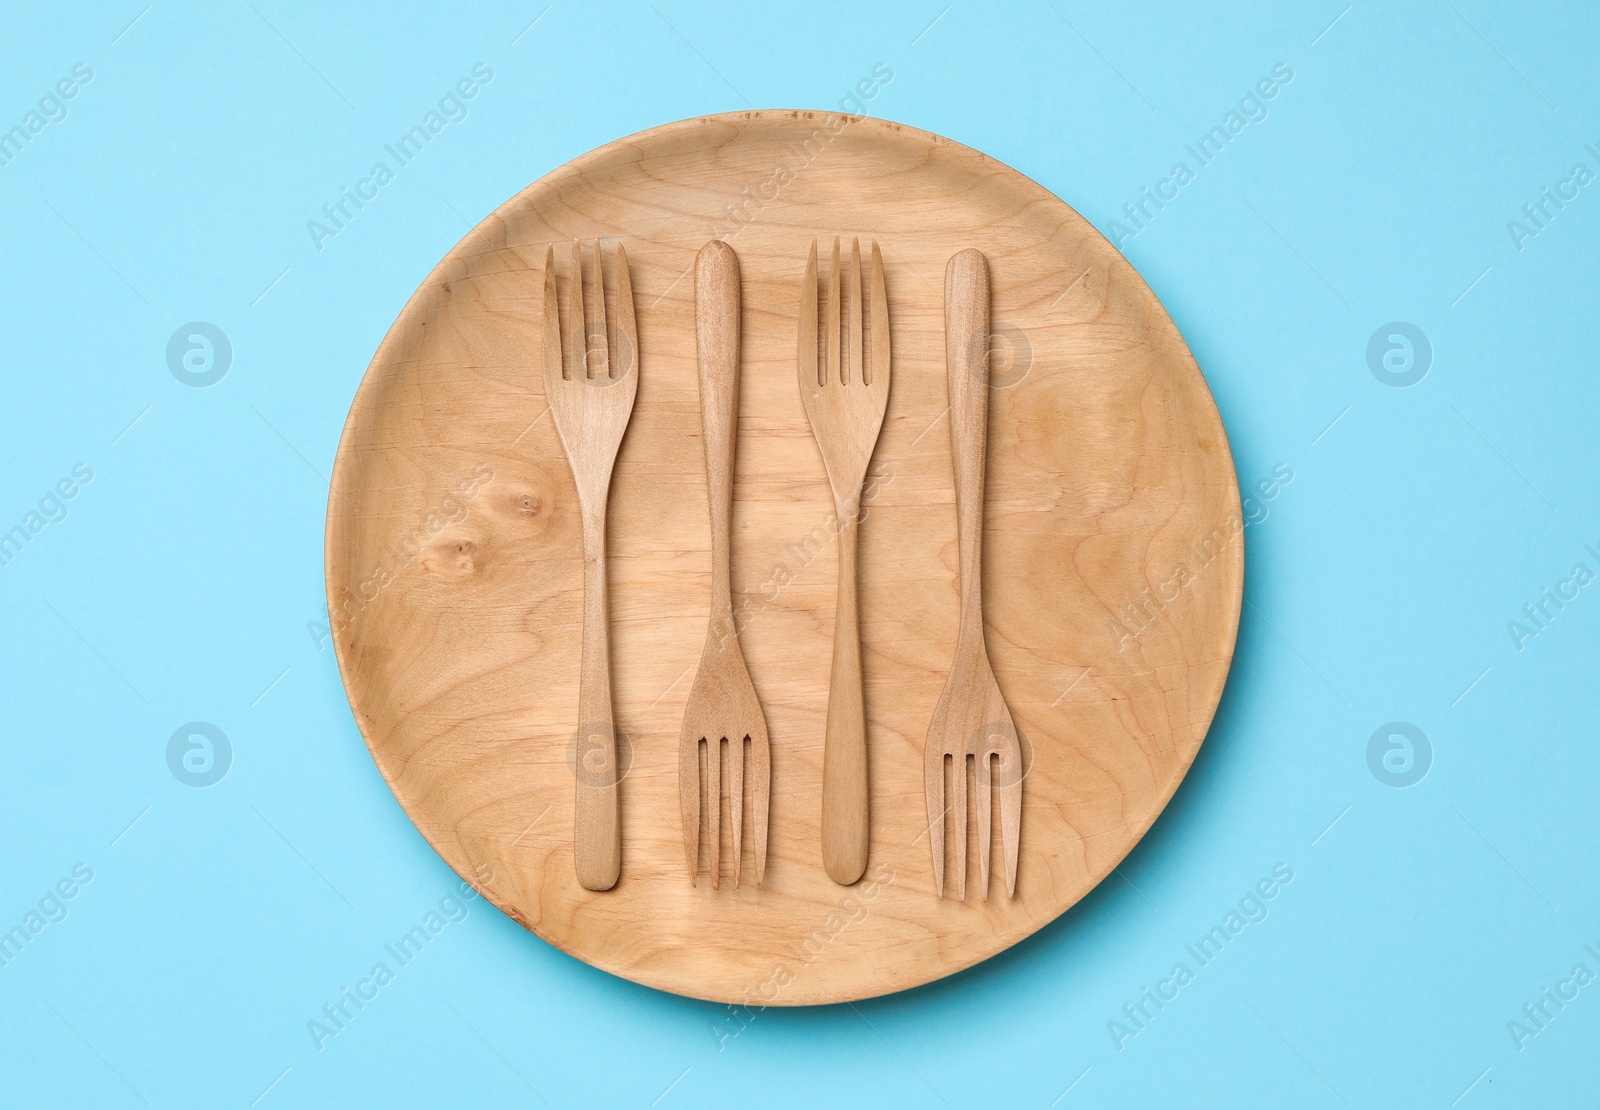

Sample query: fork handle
[574,504,620,891]
[945,249,991,634]
[822,500,869,884]
[696,241,741,630]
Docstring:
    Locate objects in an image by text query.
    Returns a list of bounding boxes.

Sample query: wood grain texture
[679,240,771,889]
[325,111,1243,1006]
[798,238,891,886]
[924,247,1022,901]
[541,240,639,891]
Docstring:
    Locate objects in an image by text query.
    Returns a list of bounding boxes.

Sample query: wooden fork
[924,248,1022,901]
[678,240,771,888]
[542,239,638,892]
[798,238,890,885]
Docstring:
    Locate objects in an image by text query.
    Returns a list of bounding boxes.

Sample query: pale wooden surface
[325,111,1243,1006]
[798,238,890,885]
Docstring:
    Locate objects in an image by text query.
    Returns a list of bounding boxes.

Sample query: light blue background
[1,1,1594,1106]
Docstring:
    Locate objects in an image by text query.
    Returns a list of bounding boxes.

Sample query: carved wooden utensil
[542,239,638,892]
[679,240,771,888]
[924,248,1022,900]
[797,237,890,885]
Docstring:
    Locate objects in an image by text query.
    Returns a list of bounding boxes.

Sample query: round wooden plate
[325,111,1242,1006]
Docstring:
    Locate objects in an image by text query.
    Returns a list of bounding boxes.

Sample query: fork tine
[925,750,946,898]
[999,768,1021,897]
[749,736,769,886]
[825,237,840,386]
[615,242,637,378]
[728,734,745,887]
[679,728,700,885]
[868,242,888,387]
[976,751,994,900]
[588,238,608,379]
[565,240,585,380]
[798,240,818,387]
[543,247,564,381]
[705,737,722,889]
[951,753,968,901]
[846,238,862,386]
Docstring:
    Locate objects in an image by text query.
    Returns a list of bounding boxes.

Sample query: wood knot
[424,536,481,576]
[449,540,478,573]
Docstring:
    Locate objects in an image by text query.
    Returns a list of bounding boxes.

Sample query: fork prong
[543,247,564,382]
[846,238,862,387]
[566,240,585,380]
[925,751,946,898]
[728,735,745,887]
[999,769,1021,897]
[868,242,888,387]
[825,237,840,387]
[588,238,608,379]
[749,736,769,887]
[951,753,968,902]
[679,728,700,885]
[705,737,722,890]
[976,752,994,900]
[798,240,819,388]
[615,243,637,379]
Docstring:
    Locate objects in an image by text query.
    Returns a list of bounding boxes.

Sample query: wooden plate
[325,111,1242,1006]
